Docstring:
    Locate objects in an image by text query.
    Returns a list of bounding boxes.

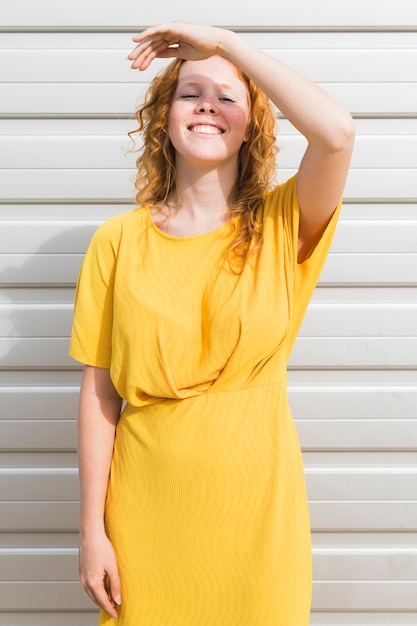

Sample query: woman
[70,21,355,625]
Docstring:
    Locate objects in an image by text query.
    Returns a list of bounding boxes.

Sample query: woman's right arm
[77,365,123,619]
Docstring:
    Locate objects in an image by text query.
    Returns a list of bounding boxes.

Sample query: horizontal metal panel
[1,82,415,116]
[1,200,417,221]
[0,203,132,220]
[0,452,78,468]
[0,533,79,549]
[0,581,89,611]
[288,387,417,420]
[0,548,78,581]
[312,581,417,611]
[1,336,416,369]
[0,223,97,253]
[0,252,414,287]
[1,217,416,255]
[0,388,78,420]
[2,116,417,139]
[3,301,417,338]
[319,253,416,286]
[1,500,415,533]
[2,48,416,83]
[49,219,417,255]
[1,578,410,613]
[297,419,417,450]
[283,136,417,171]
[2,545,416,581]
[2,467,416,502]
[0,469,78,501]
[309,501,417,531]
[1,0,416,27]
[311,286,417,302]
[299,303,417,336]
[0,502,78,531]
[0,286,74,302]
[0,613,97,626]
[1,417,415,453]
[1,385,415,421]
[304,451,417,469]
[310,613,417,626]
[2,31,417,51]
[288,369,417,386]
[0,83,143,116]
[0,369,82,385]
[289,337,417,368]
[2,360,414,386]
[0,254,82,286]
[3,134,417,171]
[313,547,417,581]
[0,304,73,337]
[0,338,76,368]
[0,168,136,200]
[305,469,417,500]
[1,167,416,201]
[0,222,96,253]
[0,421,76,450]
[311,532,417,548]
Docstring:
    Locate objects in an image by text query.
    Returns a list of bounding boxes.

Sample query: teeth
[190,125,222,135]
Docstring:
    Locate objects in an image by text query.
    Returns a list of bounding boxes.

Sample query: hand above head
[128,21,228,71]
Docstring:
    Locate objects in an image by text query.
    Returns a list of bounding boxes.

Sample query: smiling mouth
[188,125,224,135]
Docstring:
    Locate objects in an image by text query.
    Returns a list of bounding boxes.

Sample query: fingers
[132,22,181,46]
[129,23,180,69]
[129,33,184,70]
[81,572,120,620]
[128,38,173,71]
[107,561,122,610]
[79,538,121,619]
[128,21,220,70]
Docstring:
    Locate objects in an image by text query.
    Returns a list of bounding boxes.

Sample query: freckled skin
[168,56,250,170]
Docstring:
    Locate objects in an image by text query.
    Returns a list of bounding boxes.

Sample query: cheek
[232,109,251,143]
[167,115,180,148]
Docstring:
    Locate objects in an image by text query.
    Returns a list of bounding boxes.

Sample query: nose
[197,99,217,115]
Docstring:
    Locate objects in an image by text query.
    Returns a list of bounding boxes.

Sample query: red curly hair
[129,57,278,265]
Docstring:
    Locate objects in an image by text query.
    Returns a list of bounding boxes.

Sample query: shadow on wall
[0,225,95,372]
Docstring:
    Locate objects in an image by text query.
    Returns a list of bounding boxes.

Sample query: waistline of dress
[123,379,288,412]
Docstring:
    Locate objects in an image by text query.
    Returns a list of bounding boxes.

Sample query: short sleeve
[294,186,342,315]
[69,220,120,368]
[268,174,342,352]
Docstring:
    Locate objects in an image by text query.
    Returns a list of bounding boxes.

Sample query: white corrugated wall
[0,1,416,624]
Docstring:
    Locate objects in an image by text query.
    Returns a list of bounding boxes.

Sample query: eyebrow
[176,79,237,92]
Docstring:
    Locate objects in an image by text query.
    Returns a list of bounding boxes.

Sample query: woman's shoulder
[263,174,298,209]
[92,207,147,241]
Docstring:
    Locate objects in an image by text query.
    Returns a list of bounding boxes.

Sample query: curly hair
[129,57,278,266]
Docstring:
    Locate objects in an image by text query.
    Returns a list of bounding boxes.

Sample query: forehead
[177,56,247,92]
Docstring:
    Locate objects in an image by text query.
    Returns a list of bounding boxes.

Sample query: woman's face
[168,56,250,170]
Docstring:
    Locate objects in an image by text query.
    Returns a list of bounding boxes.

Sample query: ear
[242,124,250,144]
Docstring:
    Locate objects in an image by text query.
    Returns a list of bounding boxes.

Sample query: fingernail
[114,594,122,605]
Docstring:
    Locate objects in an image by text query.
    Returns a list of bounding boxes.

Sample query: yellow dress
[70,175,341,626]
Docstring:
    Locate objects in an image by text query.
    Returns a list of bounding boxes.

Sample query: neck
[170,159,238,221]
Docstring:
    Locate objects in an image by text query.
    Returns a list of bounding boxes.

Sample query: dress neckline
[144,206,238,242]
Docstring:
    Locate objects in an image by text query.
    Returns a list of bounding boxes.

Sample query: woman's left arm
[129,22,355,262]
[218,31,355,262]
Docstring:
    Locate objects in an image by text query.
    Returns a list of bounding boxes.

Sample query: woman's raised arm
[129,21,355,261]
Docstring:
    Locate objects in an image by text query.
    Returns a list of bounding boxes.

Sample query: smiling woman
[69,20,354,626]
[160,57,252,233]
[129,52,278,243]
